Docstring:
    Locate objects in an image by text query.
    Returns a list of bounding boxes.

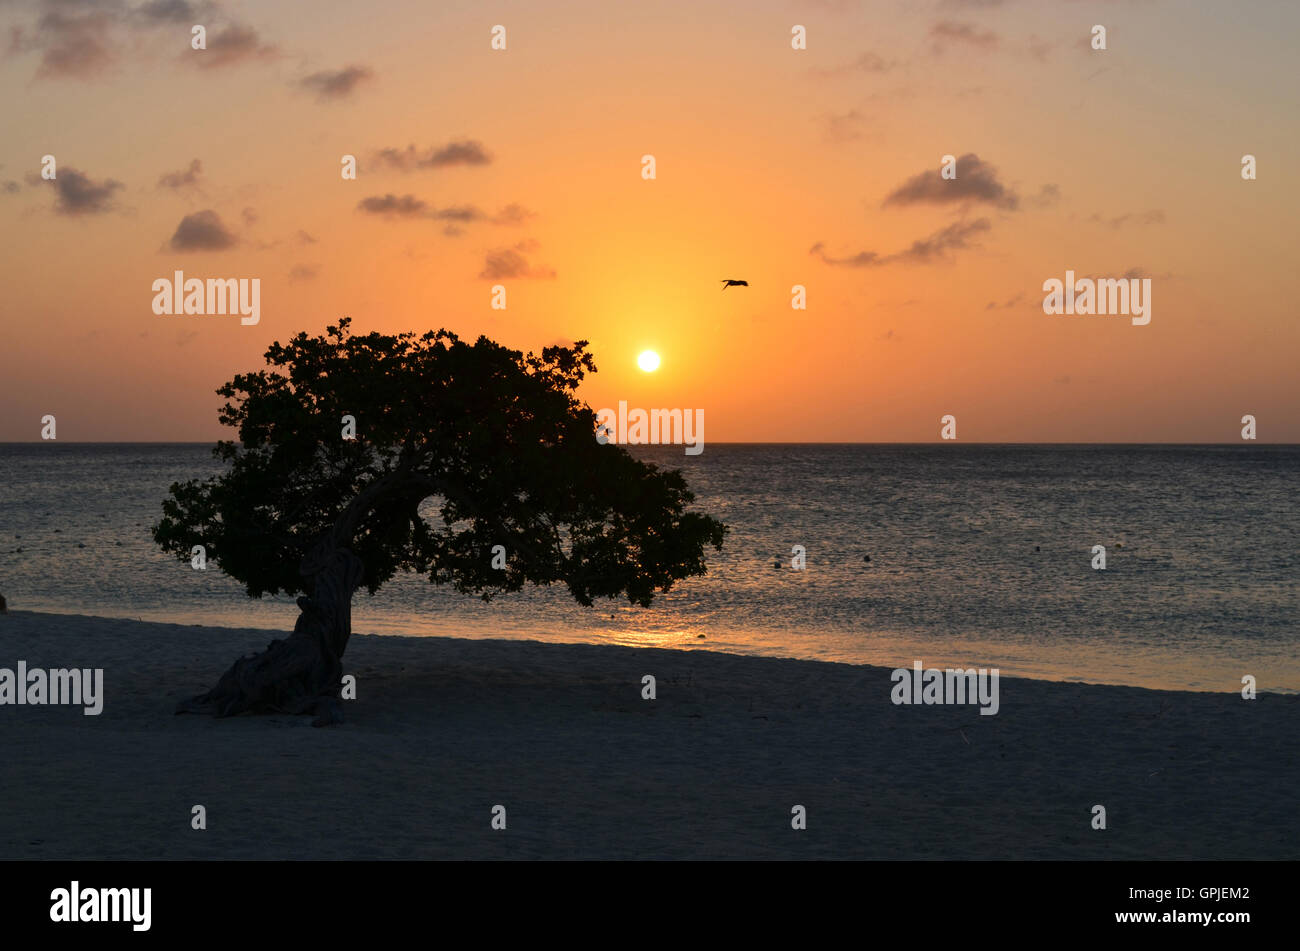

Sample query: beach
[1,609,1294,861]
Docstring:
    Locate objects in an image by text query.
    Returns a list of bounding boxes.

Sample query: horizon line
[3,441,1297,448]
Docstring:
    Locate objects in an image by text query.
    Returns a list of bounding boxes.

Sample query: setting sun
[637,350,660,372]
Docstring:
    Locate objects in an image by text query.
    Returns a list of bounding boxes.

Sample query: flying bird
[720,279,749,290]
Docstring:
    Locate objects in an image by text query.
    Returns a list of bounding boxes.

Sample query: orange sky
[1,0,1296,442]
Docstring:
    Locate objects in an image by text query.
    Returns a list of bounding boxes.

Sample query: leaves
[153,317,726,606]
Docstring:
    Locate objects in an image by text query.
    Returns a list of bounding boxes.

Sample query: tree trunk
[175,542,364,726]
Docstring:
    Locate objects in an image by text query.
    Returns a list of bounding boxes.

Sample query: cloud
[793,0,861,10]
[891,218,992,263]
[985,293,1024,310]
[806,242,881,269]
[479,241,556,280]
[192,23,277,69]
[356,193,431,218]
[288,264,317,282]
[298,64,373,101]
[1091,209,1165,229]
[491,203,535,225]
[28,166,124,215]
[434,204,482,223]
[821,109,871,145]
[371,139,493,172]
[1074,267,1172,283]
[1028,183,1060,208]
[168,209,238,250]
[1024,35,1054,62]
[357,195,532,229]
[157,158,202,190]
[7,3,273,79]
[930,20,999,52]
[131,0,202,26]
[812,51,895,77]
[1122,267,1174,281]
[240,206,258,227]
[11,5,119,79]
[810,218,992,268]
[882,153,1018,210]
[3,181,19,194]
[295,229,317,245]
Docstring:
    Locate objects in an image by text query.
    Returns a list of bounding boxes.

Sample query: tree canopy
[154,318,726,611]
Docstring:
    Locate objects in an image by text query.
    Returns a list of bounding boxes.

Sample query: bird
[720,279,749,290]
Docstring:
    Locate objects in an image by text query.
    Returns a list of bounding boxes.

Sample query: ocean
[1,443,1296,692]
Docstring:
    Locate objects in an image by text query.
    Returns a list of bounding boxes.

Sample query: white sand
[1,609,1295,860]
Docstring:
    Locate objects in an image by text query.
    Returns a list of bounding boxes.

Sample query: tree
[154,319,726,725]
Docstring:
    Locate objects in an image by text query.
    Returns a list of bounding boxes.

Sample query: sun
[637,350,661,372]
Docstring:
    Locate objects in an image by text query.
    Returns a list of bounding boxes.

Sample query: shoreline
[1,609,1296,860]
[7,604,1291,696]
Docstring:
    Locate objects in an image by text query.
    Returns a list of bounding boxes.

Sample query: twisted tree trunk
[176,468,426,725]
[175,541,364,726]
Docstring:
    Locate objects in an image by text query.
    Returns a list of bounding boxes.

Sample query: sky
[1,0,1296,442]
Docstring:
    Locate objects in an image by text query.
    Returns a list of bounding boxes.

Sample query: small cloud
[491,203,536,225]
[29,167,124,215]
[192,24,277,69]
[807,242,880,269]
[812,51,895,78]
[892,218,992,263]
[356,194,430,218]
[295,229,317,245]
[168,209,238,251]
[930,20,1000,52]
[882,153,1018,210]
[13,6,119,80]
[810,218,992,268]
[1090,209,1165,229]
[1024,35,1054,63]
[371,140,493,172]
[356,195,527,230]
[985,293,1024,310]
[132,1,202,26]
[1028,183,1060,208]
[1055,375,1071,385]
[479,241,556,280]
[433,204,484,223]
[821,109,871,145]
[241,206,258,227]
[298,65,374,101]
[3,181,19,194]
[289,264,317,282]
[157,158,203,190]
[1122,267,1165,280]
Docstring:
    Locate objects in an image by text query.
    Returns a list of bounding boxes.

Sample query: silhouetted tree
[154,319,725,724]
